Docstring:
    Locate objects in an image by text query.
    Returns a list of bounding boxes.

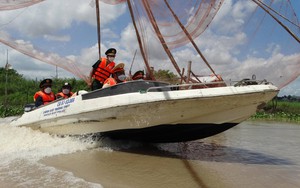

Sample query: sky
[0,0,299,96]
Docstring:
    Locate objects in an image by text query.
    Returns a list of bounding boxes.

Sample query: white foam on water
[0,118,103,187]
[0,123,92,163]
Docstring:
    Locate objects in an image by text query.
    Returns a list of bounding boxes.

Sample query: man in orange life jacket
[56,82,74,99]
[34,78,56,107]
[89,48,117,90]
[102,63,126,88]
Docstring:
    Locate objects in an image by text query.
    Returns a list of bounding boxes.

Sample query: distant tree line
[0,68,89,117]
[277,95,300,102]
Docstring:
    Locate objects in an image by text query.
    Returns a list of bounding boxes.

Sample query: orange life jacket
[56,92,74,99]
[103,78,117,88]
[33,91,55,105]
[93,58,115,83]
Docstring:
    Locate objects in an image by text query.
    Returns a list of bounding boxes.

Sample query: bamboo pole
[187,61,191,84]
[141,0,185,81]
[252,0,299,43]
[164,0,218,76]
[95,0,101,58]
[127,0,155,80]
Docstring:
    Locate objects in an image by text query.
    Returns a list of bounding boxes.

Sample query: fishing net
[0,0,44,11]
[0,0,299,90]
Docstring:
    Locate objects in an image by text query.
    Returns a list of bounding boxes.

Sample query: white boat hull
[10,81,279,142]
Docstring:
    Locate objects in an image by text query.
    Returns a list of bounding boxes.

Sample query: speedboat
[9,79,279,143]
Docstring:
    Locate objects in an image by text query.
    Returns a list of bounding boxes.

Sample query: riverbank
[250,112,300,124]
[250,100,300,124]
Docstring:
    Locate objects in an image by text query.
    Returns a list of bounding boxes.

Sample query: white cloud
[212,0,256,34]
[0,0,126,36]
[43,34,70,42]
[0,0,299,96]
[101,28,119,39]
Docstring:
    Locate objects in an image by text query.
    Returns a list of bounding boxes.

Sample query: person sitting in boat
[34,78,56,107]
[112,63,126,83]
[56,82,74,99]
[132,70,145,80]
[89,48,117,90]
[102,63,126,88]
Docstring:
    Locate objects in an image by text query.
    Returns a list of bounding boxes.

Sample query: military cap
[113,63,125,73]
[39,78,53,88]
[132,70,145,80]
[62,82,72,89]
[105,48,117,56]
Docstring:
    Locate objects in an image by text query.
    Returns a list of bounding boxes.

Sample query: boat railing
[145,81,226,92]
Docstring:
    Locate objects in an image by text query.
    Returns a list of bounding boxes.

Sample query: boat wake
[0,118,96,163]
[0,117,148,162]
[0,118,103,187]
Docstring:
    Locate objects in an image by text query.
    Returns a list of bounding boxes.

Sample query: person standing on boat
[89,48,117,90]
[34,78,56,107]
[56,82,74,99]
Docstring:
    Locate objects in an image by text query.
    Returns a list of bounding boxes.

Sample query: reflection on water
[94,121,300,166]
[110,141,294,166]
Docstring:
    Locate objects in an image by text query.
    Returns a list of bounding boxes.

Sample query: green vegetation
[0,68,89,117]
[154,69,179,84]
[0,68,179,117]
[251,99,300,124]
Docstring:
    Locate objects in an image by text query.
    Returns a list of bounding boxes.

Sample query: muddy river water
[1,119,299,187]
